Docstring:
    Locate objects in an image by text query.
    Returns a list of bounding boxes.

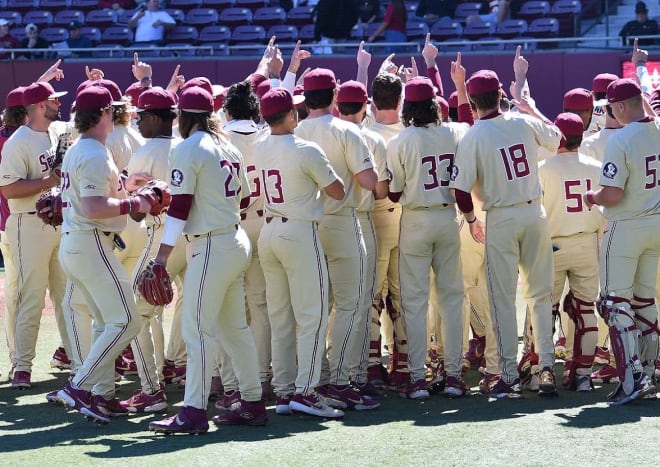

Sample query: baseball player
[0,86,26,379]
[54,85,155,423]
[538,113,603,391]
[149,86,265,434]
[255,87,345,418]
[387,76,467,398]
[0,81,70,389]
[583,78,659,405]
[582,75,622,164]
[450,69,562,398]
[336,80,389,397]
[119,86,188,413]
[294,68,379,410]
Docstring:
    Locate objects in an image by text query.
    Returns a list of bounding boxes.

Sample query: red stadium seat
[219,7,253,26]
[198,24,231,42]
[286,6,314,26]
[39,26,68,42]
[298,23,315,43]
[167,0,202,13]
[430,20,463,42]
[528,17,559,48]
[85,9,116,27]
[23,10,54,27]
[6,0,37,14]
[165,25,199,42]
[70,0,98,11]
[41,0,70,8]
[115,9,136,26]
[462,19,495,40]
[266,24,297,43]
[80,26,101,44]
[253,7,286,27]
[454,2,484,23]
[495,18,528,39]
[101,26,132,45]
[165,9,186,23]
[235,0,267,11]
[201,0,235,7]
[53,10,85,27]
[184,8,220,26]
[549,0,581,37]
[516,1,550,23]
[230,24,266,44]
[406,21,429,41]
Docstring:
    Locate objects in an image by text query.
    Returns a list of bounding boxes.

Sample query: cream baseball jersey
[254,134,339,221]
[580,128,618,163]
[599,118,660,220]
[538,151,603,238]
[127,136,182,227]
[388,123,467,209]
[106,124,145,172]
[295,114,374,214]
[169,131,249,234]
[0,124,65,213]
[450,112,562,210]
[357,125,388,212]
[365,120,406,144]
[61,138,127,233]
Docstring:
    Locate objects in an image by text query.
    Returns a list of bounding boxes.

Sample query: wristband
[466,216,477,224]
[586,192,596,206]
[119,197,141,215]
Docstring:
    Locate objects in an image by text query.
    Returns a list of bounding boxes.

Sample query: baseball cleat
[46,389,63,404]
[481,376,523,399]
[214,390,241,411]
[463,336,486,365]
[399,379,430,400]
[261,380,275,402]
[593,346,611,365]
[93,395,128,418]
[574,374,594,392]
[590,364,620,384]
[11,370,32,389]
[367,365,387,391]
[120,387,168,413]
[208,376,224,400]
[212,399,268,426]
[538,367,558,396]
[149,406,209,435]
[655,360,660,378]
[443,375,468,397]
[324,384,380,410]
[289,392,344,418]
[50,347,72,370]
[352,380,385,399]
[554,337,567,360]
[114,356,137,376]
[275,395,293,415]
[607,373,653,406]
[162,361,186,384]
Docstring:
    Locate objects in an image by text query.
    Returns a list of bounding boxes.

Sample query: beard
[45,106,61,122]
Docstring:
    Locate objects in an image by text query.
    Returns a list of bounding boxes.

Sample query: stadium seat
[53,10,85,27]
[266,24,297,43]
[516,1,550,23]
[351,23,366,41]
[298,23,315,43]
[219,8,253,26]
[39,26,68,42]
[462,19,495,40]
[454,2,484,23]
[165,9,186,23]
[6,0,37,14]
[528,17,559,48]
[365,22,384,41]
[235,0,267,10]
[115,9,136,26]
[495,19,528,39]
[168,0,202,13]
[10,26,27,41]
[184,8,220,26]
[0,11,22,27]
[23,10,54,27]
[85,9,116,27]
[230,24,266,44]
[286,6,314,26]
[472,36,505,51]
[505,37,537,50]
[196,41,228,56]
[135,44,161,57]
[253,7,286,27]
[162,43,197,57]
[406,21,429,41]
[549,0,581,37]
[198,24,231,42]
[70,0,98,11]
[439,38,472,53]
[430,20,463,42]
[80,26,101,44]
[101,26,132,45]
[40,0,70,8]
[92,43,125,58]
[166,25,199,42]
[201,0,235,7]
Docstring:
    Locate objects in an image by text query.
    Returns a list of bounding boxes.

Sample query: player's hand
[356,41,371,69]
[289,40,311,74]
[421,33,438,67]
[38,59,65,83]
[132,52,153,81]
[401,57,418,82]
[583,191,596,209]
[511,95,535,115]
[468,218,486,244]
[450,52,466,87]
[512,45,528,80]
[166,64,185,93]
[85,65,105,81]
[125,172,154,193]
[268,46,284,79]
[378,53,398,75]
[296,67,311,86]
[263,36,277,59]
[631,38,648,66]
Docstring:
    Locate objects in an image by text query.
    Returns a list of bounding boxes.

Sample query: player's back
[457,112,561,210]
[107,124,145,171]
[226,125,268,214]
[539,152,602,238]
[580,127,618,163]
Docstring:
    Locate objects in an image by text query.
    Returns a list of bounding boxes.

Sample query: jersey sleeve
[530,117,562,153]
[599,136,628,189]
[303,144,340,189]
[78,153,114,197]
[170,144,197,195]
[0,138,29,186]
[386,135,406,193]
[449,132,478,193]
[344,126,375,176]
[371,134,389,182]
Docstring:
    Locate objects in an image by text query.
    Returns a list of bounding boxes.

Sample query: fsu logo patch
[450,165,459,181]
[602,162,617,179]
[171,169,184,187]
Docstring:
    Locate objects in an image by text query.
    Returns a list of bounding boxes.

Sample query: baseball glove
[135,180,171,216]
[35,188,63,227]
[137,259,174,306]
[52,132,73,177]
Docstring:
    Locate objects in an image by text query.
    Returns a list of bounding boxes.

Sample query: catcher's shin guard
[602,296,643,395]
[385,293,409,385]
[562,292,598,389]
[368,301,383,367]
[631,296,659,376]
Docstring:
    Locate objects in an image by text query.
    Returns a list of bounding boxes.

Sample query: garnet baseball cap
[404,77,435,102]
[137,86,178,112]
[124,82,144,104]
[466,70,501,95]
[260,87,304,118]
[554,112,584,138]
[22,82,68,106]
[293,84,306,107]
[448,91,458,109]
[75,86,116,112]
[212,84,225,111]
[603,78,642,104]
[255,80,271,100]
[181,77,214,96]
[592,73,618,94]
[337,80,368,104]
[563,88,593,110]
[6,86,26,108]
[178,86,214,113]
[304,68,337,92]
[437,95,449,119]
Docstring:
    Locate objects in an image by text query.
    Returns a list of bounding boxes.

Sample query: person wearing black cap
[65,21,93,58]
[619,1,658,46]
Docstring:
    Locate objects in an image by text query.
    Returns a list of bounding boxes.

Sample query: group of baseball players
[0,33,658,434]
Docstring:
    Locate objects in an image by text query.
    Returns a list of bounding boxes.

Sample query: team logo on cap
[171,169,184,187]
[450,165,459,181]
[602,162,617,179]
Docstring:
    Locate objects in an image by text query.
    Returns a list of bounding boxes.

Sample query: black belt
[266,216,288,224]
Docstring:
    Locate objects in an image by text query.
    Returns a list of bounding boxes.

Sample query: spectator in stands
[356,0,382,25]
[367,0,408,53]
[415,0,457,24]
[314,0,360,54]
[128,0,176,46]
[619,1,658,46]
[99,0,137,12]
[0,19,20,60]
[65,21,93,58]
[20,24,50,60]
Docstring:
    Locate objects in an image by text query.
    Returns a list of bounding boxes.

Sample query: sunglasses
[48,97,60,104]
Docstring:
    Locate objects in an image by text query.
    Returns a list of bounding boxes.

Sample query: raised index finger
[425,32,430,46]
[515,45,521,59]
[359,40,364,53]
[634,37,639,52]
[170,64,181,81]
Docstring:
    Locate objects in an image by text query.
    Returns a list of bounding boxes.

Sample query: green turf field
[0,272,658,466]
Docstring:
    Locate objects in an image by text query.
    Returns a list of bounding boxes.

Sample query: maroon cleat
[212,399,268,426]
[149,406,209,435]
[11,370,31,389]
[50,347,72,370]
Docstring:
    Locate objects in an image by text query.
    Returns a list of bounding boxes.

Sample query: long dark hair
[391,0,408,23]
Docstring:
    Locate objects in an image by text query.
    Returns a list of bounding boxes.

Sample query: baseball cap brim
[51,91,68,99]
[293,94,305,106]
[593,98,609,106]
